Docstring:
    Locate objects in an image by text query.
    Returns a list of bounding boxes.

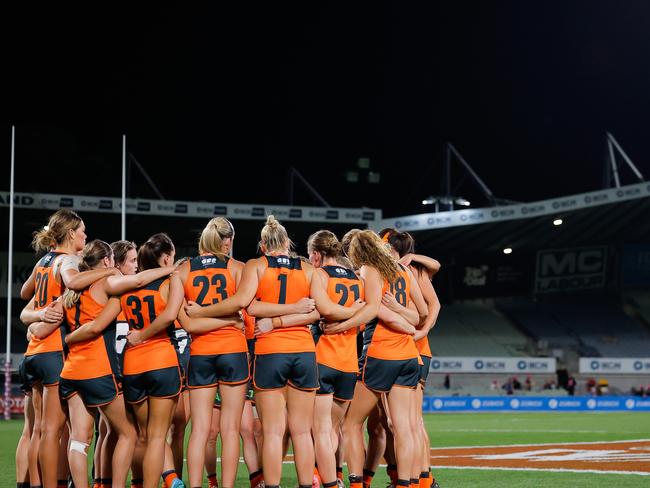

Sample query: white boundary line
[429,438,650,450]
[429,465,650,476]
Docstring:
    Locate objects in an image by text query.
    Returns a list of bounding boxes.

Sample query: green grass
[3,412,650,487]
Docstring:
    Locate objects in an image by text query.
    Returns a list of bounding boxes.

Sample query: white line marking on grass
[429,438,650,450]
[438,428,609,433]
[429,466,650,476]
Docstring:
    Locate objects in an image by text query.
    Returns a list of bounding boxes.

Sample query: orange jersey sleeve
[365,266,419,361]
[314,266,364,373]
[184,255,246,355]
[254,255,313,355]
[120,278,178,375]
[25,251,67,356]
[61,286,116,380]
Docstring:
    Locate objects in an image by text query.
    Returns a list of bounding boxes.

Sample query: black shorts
[362,356,420,392]
[59,374,121,407]
[114,321,130,381]
[246,339,256,403]
[419,355,431,386]
[22,351,64,387]
[18,358,31,394]
[123,366,182,404]
[317,364,357,401]
[170,330,191,377]
[253,352,319,391]
[247,338,256,359]
[188,352,250,388]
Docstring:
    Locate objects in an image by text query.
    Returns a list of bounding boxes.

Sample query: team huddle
[15,209,441,488]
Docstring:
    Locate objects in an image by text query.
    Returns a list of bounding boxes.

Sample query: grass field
[3,412,650,487]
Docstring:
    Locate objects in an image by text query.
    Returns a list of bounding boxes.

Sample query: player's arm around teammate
[57,240,139,488]
[176,217,251,488]
[119,234,184,488]
[338,231,424,487]
[23,210,87,488]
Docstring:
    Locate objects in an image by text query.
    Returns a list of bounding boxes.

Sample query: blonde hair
[199,217,234,260]
[307,230,342,258]
[259,215,293,254]
[62,240,112,309]
[348,230,400,283]
[336,256,354,270]
[31,210,82,253]
[341,228,362,256]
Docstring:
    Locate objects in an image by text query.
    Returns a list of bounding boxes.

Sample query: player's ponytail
[138,233,174,271]
[31,209,83,253]
[259,215,293,254]
[307,230,343,259]
[199,217,234,260]
[348,230,400,283]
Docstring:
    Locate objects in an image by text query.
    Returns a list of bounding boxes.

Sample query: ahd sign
[535,246,607,293]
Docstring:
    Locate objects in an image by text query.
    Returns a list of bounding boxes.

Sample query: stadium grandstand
[370,183,650,403]
[3,179,650,408]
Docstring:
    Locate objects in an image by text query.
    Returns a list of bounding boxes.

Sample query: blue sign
[423,396,650,412]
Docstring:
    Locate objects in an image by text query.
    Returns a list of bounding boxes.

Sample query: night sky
[2,2,650,218]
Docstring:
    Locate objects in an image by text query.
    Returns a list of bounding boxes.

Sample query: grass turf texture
[2,412,649,487]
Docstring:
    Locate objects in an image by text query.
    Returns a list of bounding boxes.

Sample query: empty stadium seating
[497,295,650,358]
[429,300,534,357]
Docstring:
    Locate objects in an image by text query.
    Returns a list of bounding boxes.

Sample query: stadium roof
[371,182,650,260]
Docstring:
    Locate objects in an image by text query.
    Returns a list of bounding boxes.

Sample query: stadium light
[503,247,513,254]
[553,218,563,226]
[422,195,468,211]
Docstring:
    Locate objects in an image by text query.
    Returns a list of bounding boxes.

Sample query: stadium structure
[2,175,650,415]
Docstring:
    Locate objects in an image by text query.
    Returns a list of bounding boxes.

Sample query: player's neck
[267,249,290,257]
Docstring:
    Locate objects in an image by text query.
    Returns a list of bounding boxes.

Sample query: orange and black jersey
[184,254,246,355]
[254,255,313,355]
[362,264,419,361]
[120,277,178,375]
[416,335,432,358]
[311,265,364,373]
[25,251,67,356]
[61,286,118,380]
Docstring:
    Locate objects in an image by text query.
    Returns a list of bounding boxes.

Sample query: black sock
[397,480,411,487]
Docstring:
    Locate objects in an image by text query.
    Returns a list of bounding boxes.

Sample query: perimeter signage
[579,357,650,374]
[424,396,650,412]
[372,181,650,231]
[429,357,556,373]
[0,191,381,225]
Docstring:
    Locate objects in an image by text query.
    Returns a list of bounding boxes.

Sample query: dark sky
[2,2,650,218]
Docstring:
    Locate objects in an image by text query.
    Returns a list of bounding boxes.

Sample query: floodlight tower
[423,143,508,211]
[603,132,645,188]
